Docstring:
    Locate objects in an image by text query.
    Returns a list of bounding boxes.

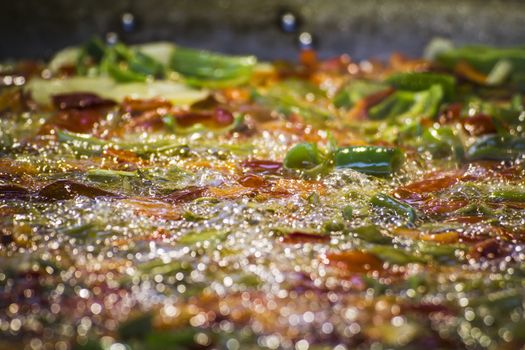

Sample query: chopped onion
[26,77,208,107]
[423,38,454,61]
[486,60,513,86]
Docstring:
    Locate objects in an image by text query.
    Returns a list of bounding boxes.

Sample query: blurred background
[1,0,525,61]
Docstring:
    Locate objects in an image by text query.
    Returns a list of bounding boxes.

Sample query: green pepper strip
[386,72,456,101]
[283,142,322,170]
[466,135,525,161]
[489,187,525,202]
[371,193,417,223]
[170,47,256,87]
[335,146,404,176]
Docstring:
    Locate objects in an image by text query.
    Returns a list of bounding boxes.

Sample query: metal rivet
[279,11,299,33]
[121,12,136,32]
[298,32,314,49]
[105,32,119,46]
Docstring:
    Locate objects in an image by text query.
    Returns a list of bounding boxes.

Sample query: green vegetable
[170,47,256,87]
[335,146,404,176]
[489,187,525,202]
[103,43,163,82]
[162,113,243,135]
[87,169,137,181]
[341,205,353,220]
[352,225,391,244]
[118,313,153,340]
[369,246,424,265]
[77,39,165,81]
[284,143,323,170]
[421,126,464,159]
[178,229,229,244]
[333,80,389,108]
[436,44,525,76]
[386,72,456,101]
[466,135,525,161]
[417,242,465,264]
[145,329,201,350]
[107,63,148,82]
[254,80,333,125]
[323,220,345,233]
[368,85,444,121]
[371,193,417,223]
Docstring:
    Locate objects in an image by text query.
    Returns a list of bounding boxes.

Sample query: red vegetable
[438,102,462,124]
[241,160,282,173]
[121,97,172,113]
[468,238,504,260]
[52,93,116,110]
[238,174,267,188]
[325,251,384,273]
[403,175,458,194]
[462,114,496,136]
[162,186,208,203]
[280,231,330,244]
[49,108,107,133]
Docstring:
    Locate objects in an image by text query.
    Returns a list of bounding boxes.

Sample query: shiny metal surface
[1,0,524,60]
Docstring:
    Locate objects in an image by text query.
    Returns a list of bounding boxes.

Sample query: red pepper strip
[462,114,497,136]
[280,232,330,244]
[241,160,282,173]
[45,108,108,134]
[325,251,384,273]
[162,186,208,204]
[52,92,116,110]
[418,198,468,215]
[403,176,459,194]
[238,174,267,188]
[121,97,172,113]
[467,238,506,260]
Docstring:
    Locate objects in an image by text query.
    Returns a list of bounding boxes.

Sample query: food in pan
[1,37,525,349]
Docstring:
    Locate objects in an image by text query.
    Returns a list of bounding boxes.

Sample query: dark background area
[1,0,525,61]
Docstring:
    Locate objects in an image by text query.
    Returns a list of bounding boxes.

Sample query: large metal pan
[1,0,525,61]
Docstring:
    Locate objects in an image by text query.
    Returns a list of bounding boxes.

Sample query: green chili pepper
[77,39,165,81]
[421,126,464,159]
[386,72,456,101]
[335,146,404,176]
[128,51,164,77]
[466,135,525,161]
[371,193,417,223]
[333,80,389,108]
[436,45,525,75]
[489,187,525,202]
[284,142,322,170]
[368,90,414,120]
[170,47,256,87]
[107,64,148,82]
[253,80,333,125]
[368,85,443,121]
[76,37,107,75]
